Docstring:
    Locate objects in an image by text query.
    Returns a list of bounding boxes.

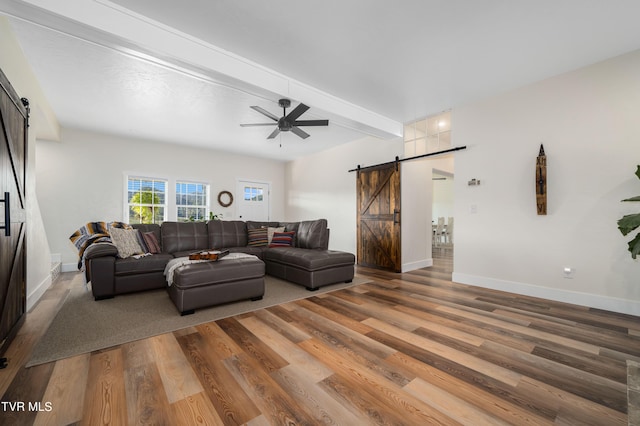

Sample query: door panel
[0,68,27,352]
[236,180,270,221]
[357,164,401,272]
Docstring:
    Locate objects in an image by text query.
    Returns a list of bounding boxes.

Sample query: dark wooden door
[357,163,401,272]
[0,68,28,354]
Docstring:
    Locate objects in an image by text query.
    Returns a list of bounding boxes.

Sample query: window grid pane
[176,181,209,222]
[244,186,265,202]
[127,177,167,224]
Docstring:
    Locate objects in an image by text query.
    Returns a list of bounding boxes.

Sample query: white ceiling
[4,0,640,161]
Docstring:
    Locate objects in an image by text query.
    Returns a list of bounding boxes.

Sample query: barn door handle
[393,209,400,224]
[0,192,9,237]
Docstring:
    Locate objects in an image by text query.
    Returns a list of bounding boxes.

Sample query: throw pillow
[269,231,295,248]
[109,227,145,258]
[247,228,268,247]
[142,232,161,254]
[136,230,149,253]
[266,226,285,244]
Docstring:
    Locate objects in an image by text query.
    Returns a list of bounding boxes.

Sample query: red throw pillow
[269,231,295,248]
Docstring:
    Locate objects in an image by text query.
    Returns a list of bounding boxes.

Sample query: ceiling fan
[240,98,329,139]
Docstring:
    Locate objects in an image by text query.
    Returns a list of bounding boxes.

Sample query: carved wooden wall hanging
[536,144,547,215]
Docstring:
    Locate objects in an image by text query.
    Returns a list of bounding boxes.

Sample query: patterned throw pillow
[266,226,285,244]
[247,228,268,247]
[109,227,145,258]
[142,232,161,254]
[269,231,295,248]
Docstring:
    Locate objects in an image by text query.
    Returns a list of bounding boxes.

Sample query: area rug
[27,274,368,367]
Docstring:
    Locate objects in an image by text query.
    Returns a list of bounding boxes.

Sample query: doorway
[236,180,270,221]
[404,111,455,264]
[432,169,454,249]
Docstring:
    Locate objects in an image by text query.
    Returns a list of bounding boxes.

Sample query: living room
[1,1,637,318]
[1,1,640,424]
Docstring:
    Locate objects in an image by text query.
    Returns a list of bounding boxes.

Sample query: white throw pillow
[109,227,145,258]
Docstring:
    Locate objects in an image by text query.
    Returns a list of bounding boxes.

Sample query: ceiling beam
[3,0,403,138]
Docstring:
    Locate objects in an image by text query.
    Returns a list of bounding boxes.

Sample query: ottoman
[168,256,265,315]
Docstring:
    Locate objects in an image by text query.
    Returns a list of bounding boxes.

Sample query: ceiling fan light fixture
[240,98,328,140]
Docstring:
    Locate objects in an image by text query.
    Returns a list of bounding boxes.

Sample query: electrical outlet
[563,267,574,279]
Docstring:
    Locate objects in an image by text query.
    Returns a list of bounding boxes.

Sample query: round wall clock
[217,190,233,207]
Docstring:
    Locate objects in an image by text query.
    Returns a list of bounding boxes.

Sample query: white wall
[401,160,432,271]
[36,128,286,270]
[285,136,403,254]
[0,17,59,310]
[453,49,640,315]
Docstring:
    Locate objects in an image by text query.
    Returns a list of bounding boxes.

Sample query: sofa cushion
[161,222,209,254]
[207,220,248,248]
[264,247,354,271]
[115,253,174,276]
[84,242,118,259]
[226,246,266,259]
[296,219,328,249]
[172,257,265,289]
[132,223,162,250]
[246,221,280,230]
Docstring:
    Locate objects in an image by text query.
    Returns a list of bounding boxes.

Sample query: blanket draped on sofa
[69,221,130,269]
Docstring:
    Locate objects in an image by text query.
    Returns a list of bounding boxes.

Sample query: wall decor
[218,190,233,207]
[536,144,547,215]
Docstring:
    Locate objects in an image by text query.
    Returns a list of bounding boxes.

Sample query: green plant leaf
[618,213,640,236]
[622,196,640,202]
[629,232,640,259]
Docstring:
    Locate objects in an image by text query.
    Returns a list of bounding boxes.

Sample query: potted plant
[617,165,640,259]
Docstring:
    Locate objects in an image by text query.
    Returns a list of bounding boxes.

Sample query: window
[176,181,209,222]
[244,186,264,202]
[127,177,167,224]
[404,110,451,157]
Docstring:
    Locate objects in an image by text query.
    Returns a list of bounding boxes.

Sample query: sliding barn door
[357,163,401,272]
[0,68,28,354]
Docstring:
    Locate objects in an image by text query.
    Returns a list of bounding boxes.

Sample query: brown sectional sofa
[83,218,355,301]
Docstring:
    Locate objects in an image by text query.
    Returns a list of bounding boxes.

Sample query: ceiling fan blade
[250,106,279,121]
[285,103,310,122]
[293,119,329,127]
[291,126,310,139]
[267,128,281,139]
[240,123,276,127]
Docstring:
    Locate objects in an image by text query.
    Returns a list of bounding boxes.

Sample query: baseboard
[452,272,640,317]
[402,258,433,273]
[27,274,52,312]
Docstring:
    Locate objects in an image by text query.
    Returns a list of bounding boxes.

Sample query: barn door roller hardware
[348,146,466,173]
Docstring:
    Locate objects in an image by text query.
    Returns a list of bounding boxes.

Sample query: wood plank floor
[2,248,639,425]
